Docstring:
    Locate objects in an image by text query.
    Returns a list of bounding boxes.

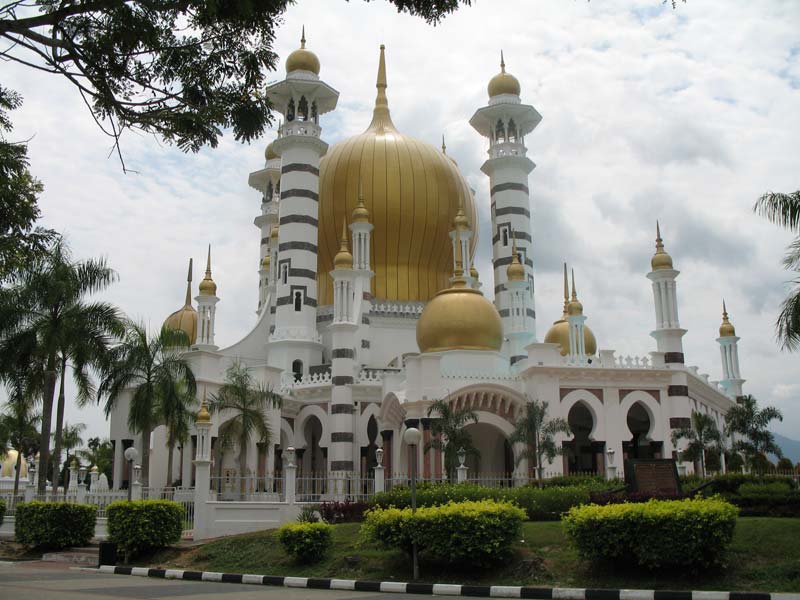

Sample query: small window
[298,96,309,121]
[287,98,295,122]
[500,225,510,247]
[294,291,302,312]
[292,360,303,382]
[281,264,288,285]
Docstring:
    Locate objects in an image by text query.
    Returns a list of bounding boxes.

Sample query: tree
[424,397,479,480]
[671,411,722,478]
[0,0,472,166]
[161,379,194,486]
[57,421,86,492]
[0,240,121,494]
[776,457,794,472]
[209,361,279,497]
[754,191,800,351]
[509,398,572,487]
[725,394,783,471]
[0,378,41,499]
[78,436,114,484]
[99,323,196,486]
[0,85,56,281]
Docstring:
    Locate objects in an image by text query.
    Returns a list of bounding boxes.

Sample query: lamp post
[606,448,616,480]
[374,447,385,494]
[124,447,139,501]
[403,427,422,580]
[457,446,468,484]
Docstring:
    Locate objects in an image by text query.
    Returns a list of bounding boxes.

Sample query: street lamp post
[124,447,139,501]
[403,426,422,580]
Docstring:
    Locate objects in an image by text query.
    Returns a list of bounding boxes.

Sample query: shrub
[511,486,591,520]
[15,501,97,549]
[701,473,797,494]
[278,521,332,563]
[540,475,620,490]
[563,496,738,571]
[296,505,320,523]
[370,483,497,509]
[318,500,368,523]
[107,500,183,559]
[729,482,800,517]
[0,499,5,526]
[362,499,526,567]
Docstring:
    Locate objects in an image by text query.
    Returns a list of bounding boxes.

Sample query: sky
[4,0,799,444]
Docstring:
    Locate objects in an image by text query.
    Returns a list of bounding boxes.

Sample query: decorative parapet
[282,121,321,138]
[370,301,424,319]
[281,370,332,392]
[489,141,527,159]
[356,369,385,385]
[269,328,322,344]
[441,370,517,382]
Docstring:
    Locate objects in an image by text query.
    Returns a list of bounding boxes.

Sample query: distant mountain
[773,432,800,464]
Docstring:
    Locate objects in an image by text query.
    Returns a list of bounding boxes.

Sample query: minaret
[195,245,219,350]
[566,269,588,363]
[350,182,374,275]
[329,222,358,474]
[251,137,281,314]
[264,29,339,374]
[647,222,686,365]
[470,52,541,342]
[506,237,533,365]
[717,300,745,398]
[449,201,473,285]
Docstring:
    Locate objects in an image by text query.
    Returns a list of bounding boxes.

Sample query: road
[0,563,434,600]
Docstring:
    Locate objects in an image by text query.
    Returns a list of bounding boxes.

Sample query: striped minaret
[264,30,339,375]
[470,52,541,344]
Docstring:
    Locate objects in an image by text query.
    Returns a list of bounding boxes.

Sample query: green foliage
[0,498,5,526]
[730,483,800,517]
[296,505,320,523]
[539,474,620,489]
[15,501,96,549]
[510,398,571,477]
[107,500,183,559]
[278,522,332,563]
[424,397,479,479]
[725,395,784,468]
[563,497,739,571]
[671,411,722,477]
[512,486,591,520]
[371,482,497,509]
[362,499,525,567]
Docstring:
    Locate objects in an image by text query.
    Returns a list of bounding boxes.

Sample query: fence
[210,476,283,502]
[0,492,24,516]
[296,472,374,503]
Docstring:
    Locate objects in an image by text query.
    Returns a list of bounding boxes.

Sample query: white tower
[195,245,219,350]
[249,138,282,313]
[470,53,541,342]
[505,238,533,366]
[566,269,588,364]
[647,222,686,366]
[264,29,339,375]
[717,301,745,398]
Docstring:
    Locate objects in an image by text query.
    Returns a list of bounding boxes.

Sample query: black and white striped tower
[264,29,339,375]
[329,222,358,476]
[470,52,541,347]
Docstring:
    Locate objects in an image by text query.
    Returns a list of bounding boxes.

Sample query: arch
[378,392,406,430]
[298,96,309,121]
[279,418,294,449]
[358,402,382,446]
[619,390,660,440]
[561,389,604,441]
[293,404,330,448]
[294,291,302,312]
[444,383,528,423]
[287,98,295,121]
[292,359,303,382]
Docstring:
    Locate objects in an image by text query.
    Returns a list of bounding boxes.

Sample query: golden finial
[369,44,395,130]
[500,50,506,73]
[567,268,584,316]
[301,25,306,49]
[334,220,353,269]
[442,135,447,154]
[352,179,371,223]
[184,258,193,306]
[199,244,217,296]
[651,220,674,270]
[196,387,211,424]
[562,263,569,312]
[507,235,525,282]
[720,299,736,337]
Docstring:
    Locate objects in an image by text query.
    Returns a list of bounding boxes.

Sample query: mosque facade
[107,36,744,490]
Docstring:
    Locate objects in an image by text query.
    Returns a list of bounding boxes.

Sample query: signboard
[624,459,681,495]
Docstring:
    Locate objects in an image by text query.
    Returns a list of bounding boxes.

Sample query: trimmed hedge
[107,500,183,559]
[728,483,800,517]
[370,483,590,520]
[278,521,332,563]
[15,501,97,549]
[563,496,738,571]
[0,498,5,526]
[362,499,526,567]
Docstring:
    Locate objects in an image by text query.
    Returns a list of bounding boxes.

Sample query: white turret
[470,52,541,344]
[195,245,219,350]
[566,269,588,364]
[717,300,745,398]
[648,222,686,365]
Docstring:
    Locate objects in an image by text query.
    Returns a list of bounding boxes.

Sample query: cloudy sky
[4,0,799,442]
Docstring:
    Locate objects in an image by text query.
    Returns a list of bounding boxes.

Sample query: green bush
[362,499,526,567]
[0,499,5,526]
[563,496,738,571]
[512,486,591,520]
[729,483,800,517]
[278,522,332,563]
[701,473,797,494]
[540,475,621,490]
[107,500,183,559]
[371,483,497,509]
[15,501,97,549]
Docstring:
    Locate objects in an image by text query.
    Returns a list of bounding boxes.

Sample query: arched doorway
[565,402,602,474]
[463,422,514,484]
[623,402,662,460]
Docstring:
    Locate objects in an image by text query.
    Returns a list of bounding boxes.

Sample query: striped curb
[95,566,799,599]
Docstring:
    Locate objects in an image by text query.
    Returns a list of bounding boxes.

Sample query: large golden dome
[317,46,477,305]
[163,258,198,345]
[1,449,27,479]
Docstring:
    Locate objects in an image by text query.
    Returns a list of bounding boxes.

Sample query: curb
[95,566,800,599]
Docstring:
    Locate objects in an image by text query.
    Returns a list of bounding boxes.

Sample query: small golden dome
[719,300,736,337]
[333,221,353,269]
[352,183,371,223]
[566,268,583,316]
[506,239,525,282]
[651,221,674,271]
[285,27,320,75]
[198,245,217,296]
[270,225,279,241]
[544,265,596,355]
[196,399,211,424]
[469,265,479,280]
[0,449,27,479]
[488,51,521,98]
[265,141,278,161]
[452,206,470,232]
[163,258,198,345]
[261,254,271,269]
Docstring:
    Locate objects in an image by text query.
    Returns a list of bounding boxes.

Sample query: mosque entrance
[622,402,662,460]
[564,402,604,475]
[463,422,514,483]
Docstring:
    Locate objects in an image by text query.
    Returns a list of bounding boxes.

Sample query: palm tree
[0,388,41,499]
[78,437,114,484]
[209,361,280,497]
[509,398,572,487]
[671,412,722,478]
[725,394,783,471]
[58,422,86,491]
[0,240,120,494]
[424,397,479,480]
[754,191,800,351]
[99,323,196,486]
[161,379,194,486]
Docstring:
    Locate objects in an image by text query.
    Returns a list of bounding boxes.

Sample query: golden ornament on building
[651,221,674,271]
[265,141,278,161]
[719,300,736,337]
[316,45,478,305]
[261,254,271,269]
[333,221,354,269]
[544,264,596,356]
[506,237,525,282]
[163,258,198,345]
[0,449,27,479]
[285,26,320,75]
[352,182,371,224]
[196,394,211,424]
[488,51,521,98]
[198,245,217,296]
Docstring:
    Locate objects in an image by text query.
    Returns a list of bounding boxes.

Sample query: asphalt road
[0,563,434,600]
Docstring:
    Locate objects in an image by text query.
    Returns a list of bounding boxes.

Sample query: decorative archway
[561,389,604,441]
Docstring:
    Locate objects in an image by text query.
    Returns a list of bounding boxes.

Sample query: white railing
[86,490,128,516]
[296,472,374,503]
[370,301,425,318]
[615,355,653,369]
[356,369,384,384]
[282,121,321,138]
[210,476,284,502]
[0,493,24,516]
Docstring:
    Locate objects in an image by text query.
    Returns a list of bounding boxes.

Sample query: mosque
[107,34,744,489]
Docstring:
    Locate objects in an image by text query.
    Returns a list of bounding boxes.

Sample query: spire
[442,135,447,154]
[199,244,217,296]
[570,268,577,301]
[196,386,211,424]
[651,220,674,270]
[720,299,736,337]
[368,44,396,131]
[300,25,306,49]
[507,235,525,282]
[352,178,371,223]
[567,268,584,316]
[500,50,506,73]
[184,258,193,306]
[562,263,569,313]
[205,245,212,278]
[333,220,353,269]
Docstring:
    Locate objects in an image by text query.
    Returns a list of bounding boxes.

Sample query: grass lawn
[142,518,799,592]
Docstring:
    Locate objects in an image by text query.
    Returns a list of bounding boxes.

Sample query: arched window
[311,101,318,123]
[266,181,273,200]
[281,264,288,285]
[294,291,302,311]
[298,96,309,121]
[292,360,303,382]
[501,227,509,247]
[508,119,517,142]
[287,98,295,122]
[495,119,504,142]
